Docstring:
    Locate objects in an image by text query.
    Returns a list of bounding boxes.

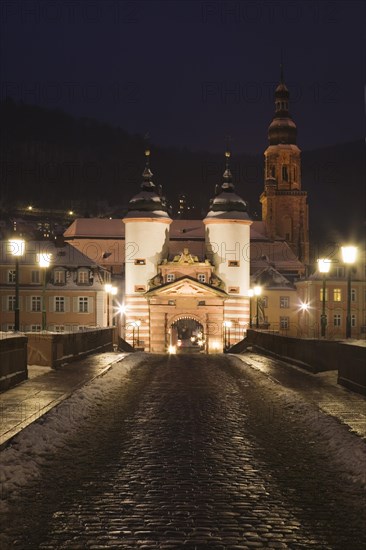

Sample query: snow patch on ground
[233,355,366,488]
[0,353,146,511]
[27,365,53,379]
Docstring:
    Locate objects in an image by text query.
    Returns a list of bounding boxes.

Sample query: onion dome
[205,151,250,220]
[268,65,297,145]
[125,149,171,219]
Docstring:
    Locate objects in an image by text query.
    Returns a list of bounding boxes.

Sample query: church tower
[260,67,309,264]
[204,151,252,331]
[123,150,172,350]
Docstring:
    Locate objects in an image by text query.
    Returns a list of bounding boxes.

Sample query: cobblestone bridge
[1,354,365,549]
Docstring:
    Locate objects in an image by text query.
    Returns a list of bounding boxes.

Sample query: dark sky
[0,0,364,154]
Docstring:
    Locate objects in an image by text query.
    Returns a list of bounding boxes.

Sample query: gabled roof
[251,265,295,290]
[64,219,125,239]
[0,240,106,269]
[145,275,228,297]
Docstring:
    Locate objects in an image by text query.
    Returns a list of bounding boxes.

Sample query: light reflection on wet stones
[1,354,365,549]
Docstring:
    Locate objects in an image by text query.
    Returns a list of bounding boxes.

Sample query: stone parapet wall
[230,330,366,396]
[27,328,115,368]
[0,335,28,392]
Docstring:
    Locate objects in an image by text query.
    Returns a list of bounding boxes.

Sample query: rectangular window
[262,296,268,308]
[228,260,239,267]
[31,270,40,284]
[31,325,41,332]
[7,324,15,331]
[198,300,206,306]
[134,285,146,293]
[228,286,239,294]
[166,274,175,283]
[351,314,357,328]
[333,289,341,302]
[280,316,289,329]
[168,300,175,306]
[55,296,65,312]
[335,267,345,278]
[31,296,41,312]
[280,296,290,308]
[8,270,16,283]
[54,270,65,284]
[78,271,89,284]
[55,325,65,332]
[8,296,15,311]
[351,289,356,302]
[320,288,328,301]
[78,297,89,313]
[333,314,341,327]
[198,274,206,283]
[134,259,146,265]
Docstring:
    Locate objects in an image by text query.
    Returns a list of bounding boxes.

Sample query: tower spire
[222,150,234,190]
[141,148,155,190]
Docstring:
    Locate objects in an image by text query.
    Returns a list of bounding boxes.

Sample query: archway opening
[170,317,205,353]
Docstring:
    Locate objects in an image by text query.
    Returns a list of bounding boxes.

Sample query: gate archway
[169,315,205,353]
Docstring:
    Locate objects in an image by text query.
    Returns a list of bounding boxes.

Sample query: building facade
[0,240,111,333]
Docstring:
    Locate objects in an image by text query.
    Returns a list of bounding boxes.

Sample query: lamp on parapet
[38,252,52,331]
[254,285,262,329]
[248,289,254,329]
[223,320,232,350]
[104,283,117,327]
[317,258,331,338]
[8,239,25,331]
[341,246,357,339]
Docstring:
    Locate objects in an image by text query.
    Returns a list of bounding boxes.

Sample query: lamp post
[317,258,331,338]
[8,239,25,331]
[248,289,254,329]
[118,304,127,339]
[104,284,117,327]
[136,319,141,347]
[38,252,52,331]
[254,285,262,329]
[223,320,232,350]
[341,246,357,339]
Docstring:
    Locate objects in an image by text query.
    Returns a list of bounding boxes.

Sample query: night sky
[1,0,364,155]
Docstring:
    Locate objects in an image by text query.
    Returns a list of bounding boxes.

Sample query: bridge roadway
[1,354,365,549]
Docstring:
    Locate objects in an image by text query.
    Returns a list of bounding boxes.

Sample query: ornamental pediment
[145,276,227,297]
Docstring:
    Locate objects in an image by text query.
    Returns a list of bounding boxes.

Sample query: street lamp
[8,239,25,331]
[37,252,52,331]
[136,319,141,347]
[248,289,254,329]
[254,285,262,329]
[317,258,331,338]
[223,320,232,350]
[104,284,117,327]
[341,246,357,339]
[118,304,127,339]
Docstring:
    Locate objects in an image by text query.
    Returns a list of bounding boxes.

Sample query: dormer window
[77,269,89,284]
[54,270,66,285]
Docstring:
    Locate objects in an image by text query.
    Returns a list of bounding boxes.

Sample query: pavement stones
[1,353,365,549]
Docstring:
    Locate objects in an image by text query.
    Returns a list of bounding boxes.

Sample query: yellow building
[0,240,111,333]
[296,250,366,340]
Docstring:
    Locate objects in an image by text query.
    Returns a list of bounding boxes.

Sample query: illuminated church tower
[260,68,309,264]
